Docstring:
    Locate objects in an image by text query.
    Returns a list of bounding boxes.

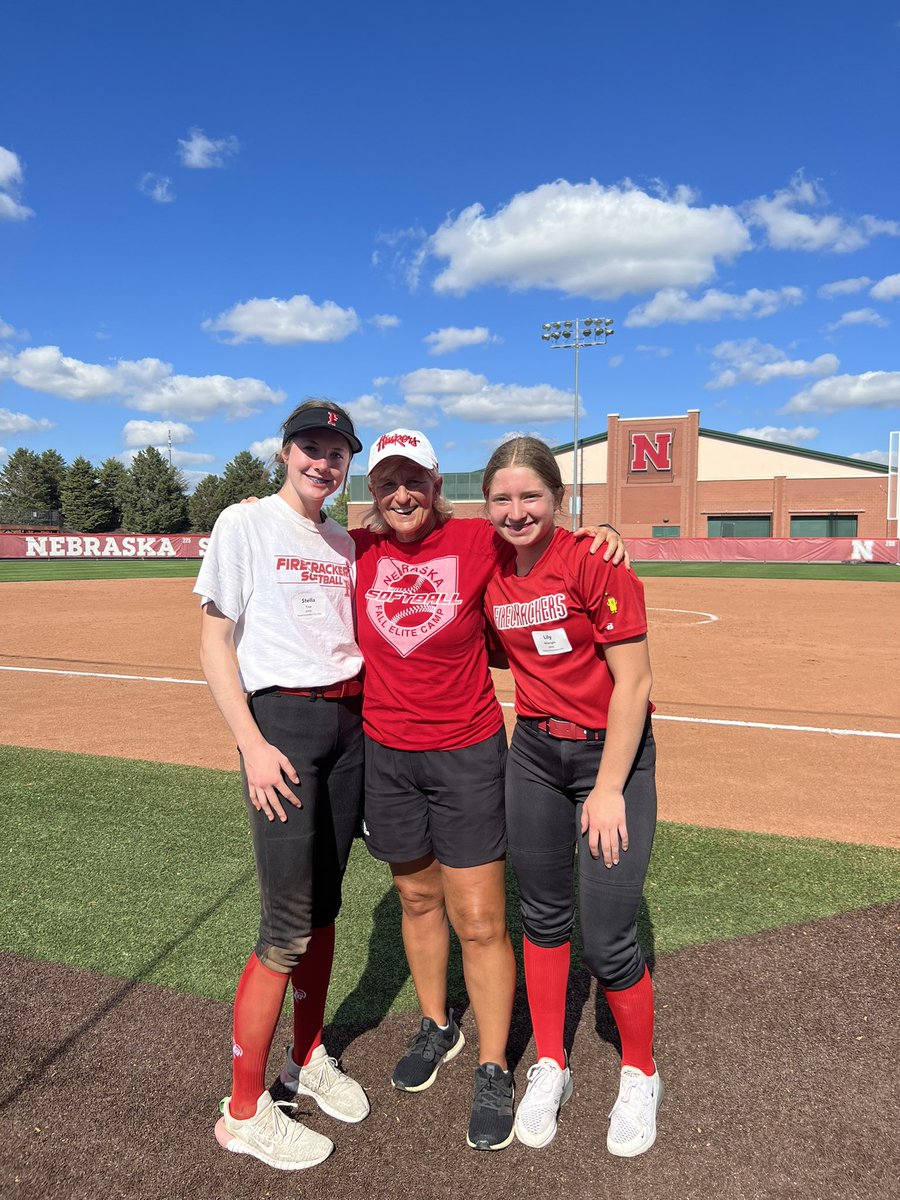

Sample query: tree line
[0,446,290,534]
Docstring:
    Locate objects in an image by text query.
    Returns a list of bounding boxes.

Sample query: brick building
[347,410,892,540]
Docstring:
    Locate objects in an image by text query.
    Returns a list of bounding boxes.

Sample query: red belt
[255,680,363,701]
[524,716,604,742]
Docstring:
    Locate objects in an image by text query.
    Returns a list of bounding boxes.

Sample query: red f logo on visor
[327,412,338,427]
[630,432,673,472]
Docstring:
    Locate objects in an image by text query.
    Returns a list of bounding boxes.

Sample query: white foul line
[2,664,898,740]
[0,665,207,686]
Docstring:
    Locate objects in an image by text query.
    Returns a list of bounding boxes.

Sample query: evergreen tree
[60,456,113,532]
[218,451,279,508]
[271,459,286,490]
[97,458,130,530]
[39,449,68,511]
[121,446,189,533]
[325,490,348,527]
[0,447,56,519]
[188,473,224,531]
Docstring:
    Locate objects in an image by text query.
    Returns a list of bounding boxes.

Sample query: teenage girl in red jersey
[481,436,661,1157]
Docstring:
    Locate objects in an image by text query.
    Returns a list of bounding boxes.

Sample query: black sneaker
[391,1010,465,1092]
[466,1062,515,1151]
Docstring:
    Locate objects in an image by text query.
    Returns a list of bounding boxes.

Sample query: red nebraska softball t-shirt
[351,519,510,751]
[484,526,650,730]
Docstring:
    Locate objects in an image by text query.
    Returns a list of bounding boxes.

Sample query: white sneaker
[514,1057,574,1148]
[606,1066,663,1157]
[216,1090,333,1170]
[281,1042,370,1123]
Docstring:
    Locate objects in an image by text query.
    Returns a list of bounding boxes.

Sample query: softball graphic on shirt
[365,556,463,657]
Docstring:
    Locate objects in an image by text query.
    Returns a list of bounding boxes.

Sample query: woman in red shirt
[481,435,661,1157]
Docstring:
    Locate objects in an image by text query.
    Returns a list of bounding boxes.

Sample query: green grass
[2,744,898,1022]
[0,559,202,582]
[633,562,899,581]
[3,557,898,583]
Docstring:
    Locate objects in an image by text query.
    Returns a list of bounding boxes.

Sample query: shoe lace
[474,1071,510,1112]
[525,1061,558,1096]
[304,1053,343,1090]
[404,1026,441,1060]
[610,1070,652,1120]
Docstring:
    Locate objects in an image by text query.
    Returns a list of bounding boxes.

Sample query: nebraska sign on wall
[630,431,673,472]
[0,534,209,559]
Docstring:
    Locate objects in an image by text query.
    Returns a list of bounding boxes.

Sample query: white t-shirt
[194,494,363,693]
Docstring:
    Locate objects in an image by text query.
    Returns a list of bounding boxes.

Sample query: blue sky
[2,0,898,488]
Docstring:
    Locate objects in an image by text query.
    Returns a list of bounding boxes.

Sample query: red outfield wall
[1,533,897,563]
[627,537,898,563]
[0,534,209,558]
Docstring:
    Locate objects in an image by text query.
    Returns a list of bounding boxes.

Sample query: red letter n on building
[630,431,673,472]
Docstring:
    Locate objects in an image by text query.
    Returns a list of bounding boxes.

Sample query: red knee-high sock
[231,953,290,1118]
[290,924,336,1068]
[523,937,570,1068]
[604,966,655,1076]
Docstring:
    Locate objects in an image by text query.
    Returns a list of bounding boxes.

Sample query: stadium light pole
[541,317,615,529]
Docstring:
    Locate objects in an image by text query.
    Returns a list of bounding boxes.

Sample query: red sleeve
[573,545,648,644]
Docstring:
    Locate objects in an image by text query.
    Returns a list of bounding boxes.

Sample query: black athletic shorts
[362,727,508,869]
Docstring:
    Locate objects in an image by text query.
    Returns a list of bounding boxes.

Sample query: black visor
[282,408,362,455]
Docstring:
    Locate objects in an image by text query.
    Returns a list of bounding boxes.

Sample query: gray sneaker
[391,1009,465,1091]
[280,1043,370,1123]
[216,1090,333,1171]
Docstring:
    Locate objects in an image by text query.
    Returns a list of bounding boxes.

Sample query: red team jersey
[484,526,651,730]
[351,519,512,751]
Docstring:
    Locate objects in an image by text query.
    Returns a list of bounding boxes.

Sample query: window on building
[652,525,680,538]
[707,516,772,537]
[790,515,858,537]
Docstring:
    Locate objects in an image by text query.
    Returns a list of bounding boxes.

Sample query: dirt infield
[3,902,898,1200]
[2,575,898,846]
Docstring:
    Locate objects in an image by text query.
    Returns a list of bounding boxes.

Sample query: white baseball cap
[367,429,439,475]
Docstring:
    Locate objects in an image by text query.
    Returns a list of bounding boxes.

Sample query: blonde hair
[481,436,565,510]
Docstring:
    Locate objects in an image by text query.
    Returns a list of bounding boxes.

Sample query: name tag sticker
[292,592,327,619]
[531,628,572,656]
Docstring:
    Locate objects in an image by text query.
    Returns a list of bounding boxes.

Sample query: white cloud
[0,317,28,340]
[826,308,889,331]
[0,446,7,464]
[635,344,672,357]
[0,146,34,221]
[203,294,360,345]
[127,374,285,420]
[122,419,195,448]
[784,371,900,413]
[609,355,624,368]
[398,367,573,423]
[423,326,498,355]
[737,425,819,446]
[745,173,897,253]
[0,345,285,420]
[346,393,433,431]
[852,449,890,465]
[249,436,283,461]
[626,286,804,327]
[707,339,839,389]
[871,273,900,301]
[0,346,171,401]
[370,313,401,330]
[182,469,216,493]
[177,127,240,169]
[0,407,55,434]
[427,179,750,299]
[119,447,215,468]
[817,277,871,299]
[138,173,175,204]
